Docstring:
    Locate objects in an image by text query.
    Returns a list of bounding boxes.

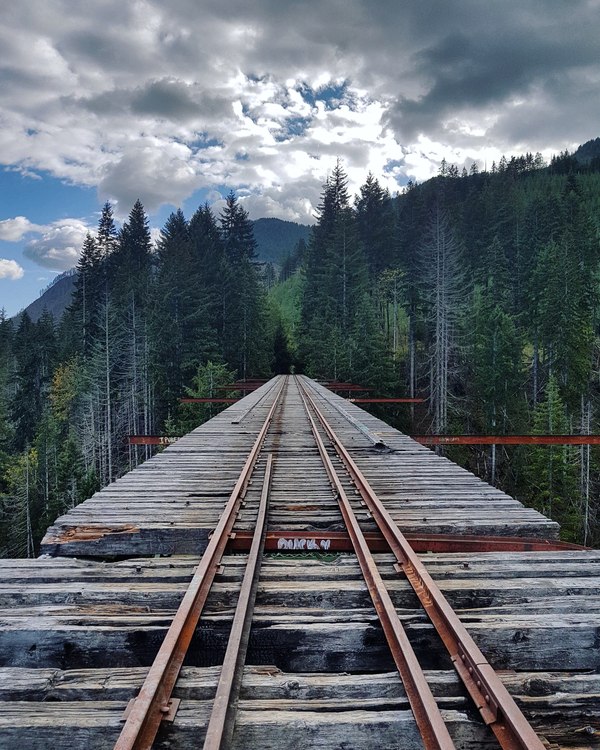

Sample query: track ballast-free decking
[0,376,597,749]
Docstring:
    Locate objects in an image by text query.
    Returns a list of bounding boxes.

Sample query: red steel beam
[228,530,584,554]
[349,398,425,403]
[128,435,179,445]
[179,398,239,403]
[327,385,372,392]
[324,382,366,387]
[414,434,600,445]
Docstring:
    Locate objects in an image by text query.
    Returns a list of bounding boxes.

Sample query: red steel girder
[349,397,425,403]
[414,434,600,445]
[327,385,372,392]
[127,435,179,445]
[179,398,239,403]
[228,530,584,554]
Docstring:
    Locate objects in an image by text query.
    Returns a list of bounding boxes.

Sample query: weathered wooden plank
[0,606,598,672]
[2,665,598,704]
[0,667,595,748]
[0,701,497,750]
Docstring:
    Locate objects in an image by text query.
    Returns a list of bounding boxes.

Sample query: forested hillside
[2,146,600,556]
[294,150,600,547]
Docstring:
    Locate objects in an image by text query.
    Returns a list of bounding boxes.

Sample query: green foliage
[268,271,305,347]
[300,162,369,378]
[167,361,236,435]
[525,377,580,539]
[1,447,39,557]
[220,191,257,263]
[469,285,525,433]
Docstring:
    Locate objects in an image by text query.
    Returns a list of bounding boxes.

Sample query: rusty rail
[297,380,456,750]
[297,375,546,750]
[114,381,285,750]
[203,453,274,750]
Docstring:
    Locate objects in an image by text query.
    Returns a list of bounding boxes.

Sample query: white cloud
[0,259,25,280]
[23,220,91,270]
[0,1,599,220]
[0,216,46,242]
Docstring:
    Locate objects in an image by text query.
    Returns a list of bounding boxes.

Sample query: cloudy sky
[1,0,599,315]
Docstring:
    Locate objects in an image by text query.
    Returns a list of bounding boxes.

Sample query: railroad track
[0,375,598,748]
[114,375,560,749]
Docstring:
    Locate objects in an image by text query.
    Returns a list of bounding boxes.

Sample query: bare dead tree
[419,204,465,434]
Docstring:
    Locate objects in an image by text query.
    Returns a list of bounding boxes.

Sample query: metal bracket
[122,697,181,723]
[453,648,499,724]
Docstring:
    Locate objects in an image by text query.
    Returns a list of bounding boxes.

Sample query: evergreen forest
[3,143,600,555]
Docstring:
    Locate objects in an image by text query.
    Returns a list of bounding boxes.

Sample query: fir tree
[220,191,257,263]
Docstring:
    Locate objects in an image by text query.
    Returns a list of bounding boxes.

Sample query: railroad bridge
[0,376,598,748]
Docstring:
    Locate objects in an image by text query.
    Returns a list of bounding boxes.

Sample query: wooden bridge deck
[41,376,557,558]
[0,376,597,749]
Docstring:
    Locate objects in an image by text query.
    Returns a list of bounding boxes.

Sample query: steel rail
[297,379,456,750]
[231,375,283,425]
[114,379,286,750]
[302,383,393,450]
[203,453,274,750]
[297,375,546,750]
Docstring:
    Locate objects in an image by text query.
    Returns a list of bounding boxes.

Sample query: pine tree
[110,200,154,468]
[152,209,217,424]
[0,311,13,496]
[525,376,580,539]
[10,312,56,451]
[300,162,368,378]
[355,173,396,278]
[189,203,228,349]
[68,233,102,356]
[220,192,257,263]
[0,447,38,557]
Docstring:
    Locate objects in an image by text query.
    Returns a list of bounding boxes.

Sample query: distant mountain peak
[251,217,311,265]
[574,137,600,164]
